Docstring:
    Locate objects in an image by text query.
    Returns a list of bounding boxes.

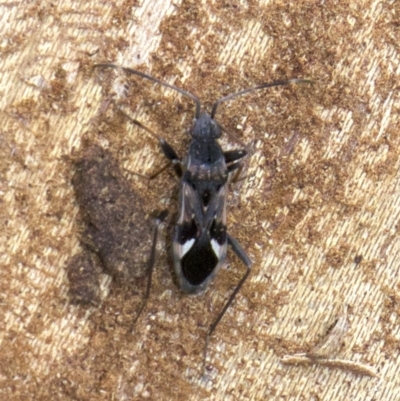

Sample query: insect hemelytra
[67,143,165,309]
[94,64,311,368]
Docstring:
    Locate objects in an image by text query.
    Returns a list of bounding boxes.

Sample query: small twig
[281,305,378,378]
[281,354,378,378]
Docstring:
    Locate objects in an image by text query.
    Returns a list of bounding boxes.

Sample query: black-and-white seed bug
[94,64,311,370]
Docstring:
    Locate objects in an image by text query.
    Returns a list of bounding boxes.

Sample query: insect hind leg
[202,233,252,375]
[130,210,168,329]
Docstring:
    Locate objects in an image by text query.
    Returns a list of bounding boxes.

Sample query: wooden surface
[1,0,399,400]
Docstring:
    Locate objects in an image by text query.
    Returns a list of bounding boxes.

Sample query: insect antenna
[210,78,313,118]
[93,63,202,118]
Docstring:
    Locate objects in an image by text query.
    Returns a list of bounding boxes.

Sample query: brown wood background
[1,0,399,400]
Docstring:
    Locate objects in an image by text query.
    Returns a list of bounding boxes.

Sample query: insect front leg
[203,233,252,374]
[222,124,253,180]
[157,137,183,178]
[120,109,184,178]
[224,149,247,174]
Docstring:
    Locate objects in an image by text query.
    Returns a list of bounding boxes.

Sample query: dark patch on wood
[66,251,102,306]
[67,144,152,304]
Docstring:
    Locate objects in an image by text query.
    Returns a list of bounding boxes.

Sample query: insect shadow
[94,63,311,373]
[67,143,167,321]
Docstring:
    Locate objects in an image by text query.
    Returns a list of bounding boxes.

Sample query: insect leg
[224,149,247,164]
[131,210,168,328]
[203,233,252,374]
[224,149,247,174]
[221,124,249,175]
[119,109,184,177]
[227,234,252,268]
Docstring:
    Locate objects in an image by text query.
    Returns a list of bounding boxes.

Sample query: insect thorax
[185,140,228,206]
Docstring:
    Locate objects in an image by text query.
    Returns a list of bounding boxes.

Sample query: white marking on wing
[211,239,224,258]
[179,239,195,257]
